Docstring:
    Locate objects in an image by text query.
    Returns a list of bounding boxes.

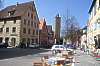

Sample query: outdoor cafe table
[47,57,66,66]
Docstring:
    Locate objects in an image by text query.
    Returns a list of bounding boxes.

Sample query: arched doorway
[0,37,3,43]
[5,37,9,43]
[11,38,16,47]
[5,37,9,47]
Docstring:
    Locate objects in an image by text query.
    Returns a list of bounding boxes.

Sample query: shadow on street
[0,48,49,60]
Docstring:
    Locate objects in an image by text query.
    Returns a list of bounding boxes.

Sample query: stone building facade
[47,25,54,45]
[54,14,61,44]
[0,1,39,47]
[87,0,100,49]
[38,19,48,47]
[38,19,54,47]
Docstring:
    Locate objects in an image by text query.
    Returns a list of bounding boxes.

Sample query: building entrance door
[97,35,100,49]
[5,37,9,47]
[5,37,9,43]
[11,38,16,47]
[0,37,3,43]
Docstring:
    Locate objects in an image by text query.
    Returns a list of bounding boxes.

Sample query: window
[33,30,35,35]
[14,20,16,24]
[34,15,36,20]
[6,27,9,33]
[24,19,26,25]
[34,22,36,28]
[36,30,38,35]
[28,20,30,25]
[60,46,64,48]
[12,27,16,32]
[8,10,15,16]
[55,46,59,48]
[28,28,30,34]
[23,28,26,34]
[31,14,33,19]
[0,28,3,32]
[31,21,33,27]
[4,21,6,24]
[10,11,14,15]
[32,39,34,43]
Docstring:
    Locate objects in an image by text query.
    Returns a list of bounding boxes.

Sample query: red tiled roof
[0,1,34,19]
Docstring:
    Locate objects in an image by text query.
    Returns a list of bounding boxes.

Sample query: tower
[54,14,61,44]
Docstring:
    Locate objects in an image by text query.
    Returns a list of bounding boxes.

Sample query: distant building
[0,1,39,47]
[54,14,61,44]
[38,18,48,47]
[47,25,54,45]
[87,0,100,49]
[47,25,52,33]
[80,26,87,50]
[38,19,54,47]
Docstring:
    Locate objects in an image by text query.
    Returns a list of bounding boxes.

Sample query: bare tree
[63,16,80,45]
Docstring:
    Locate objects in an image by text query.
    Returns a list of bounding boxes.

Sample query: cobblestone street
[0,48,51,66]
[74,49,100,66]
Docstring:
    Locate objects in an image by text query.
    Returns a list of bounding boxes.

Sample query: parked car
[51,45,66,55]
[64,44,74,52]
[29,43,39,48]
[51,45,66,51]
[0,43,8,48]
[17,43,26,48]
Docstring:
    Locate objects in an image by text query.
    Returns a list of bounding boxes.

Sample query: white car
[29,43,39,48]
[51,45,66,51]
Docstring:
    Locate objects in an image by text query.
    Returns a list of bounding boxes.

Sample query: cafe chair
[62,54,68,59]
[41,56,49,66]
[41,56,48,62]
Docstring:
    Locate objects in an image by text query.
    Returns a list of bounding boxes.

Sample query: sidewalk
[74,49,100,66]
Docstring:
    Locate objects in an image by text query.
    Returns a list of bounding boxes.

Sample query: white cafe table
[47,57,65,65]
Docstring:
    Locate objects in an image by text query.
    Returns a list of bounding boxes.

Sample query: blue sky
[2,0,92,28]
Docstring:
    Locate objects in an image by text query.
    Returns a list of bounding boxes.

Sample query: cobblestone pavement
[74,49,100,66]
[0,48,51,66]
[0,48,100,66]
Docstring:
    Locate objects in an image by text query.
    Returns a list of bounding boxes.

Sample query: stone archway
[5,37,9,43]
[11,38,16,47]
[4,37,9,47]
[0,37,3,43]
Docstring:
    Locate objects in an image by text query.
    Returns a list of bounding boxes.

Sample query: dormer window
[8,9,16,16]
[8,11,14,16]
